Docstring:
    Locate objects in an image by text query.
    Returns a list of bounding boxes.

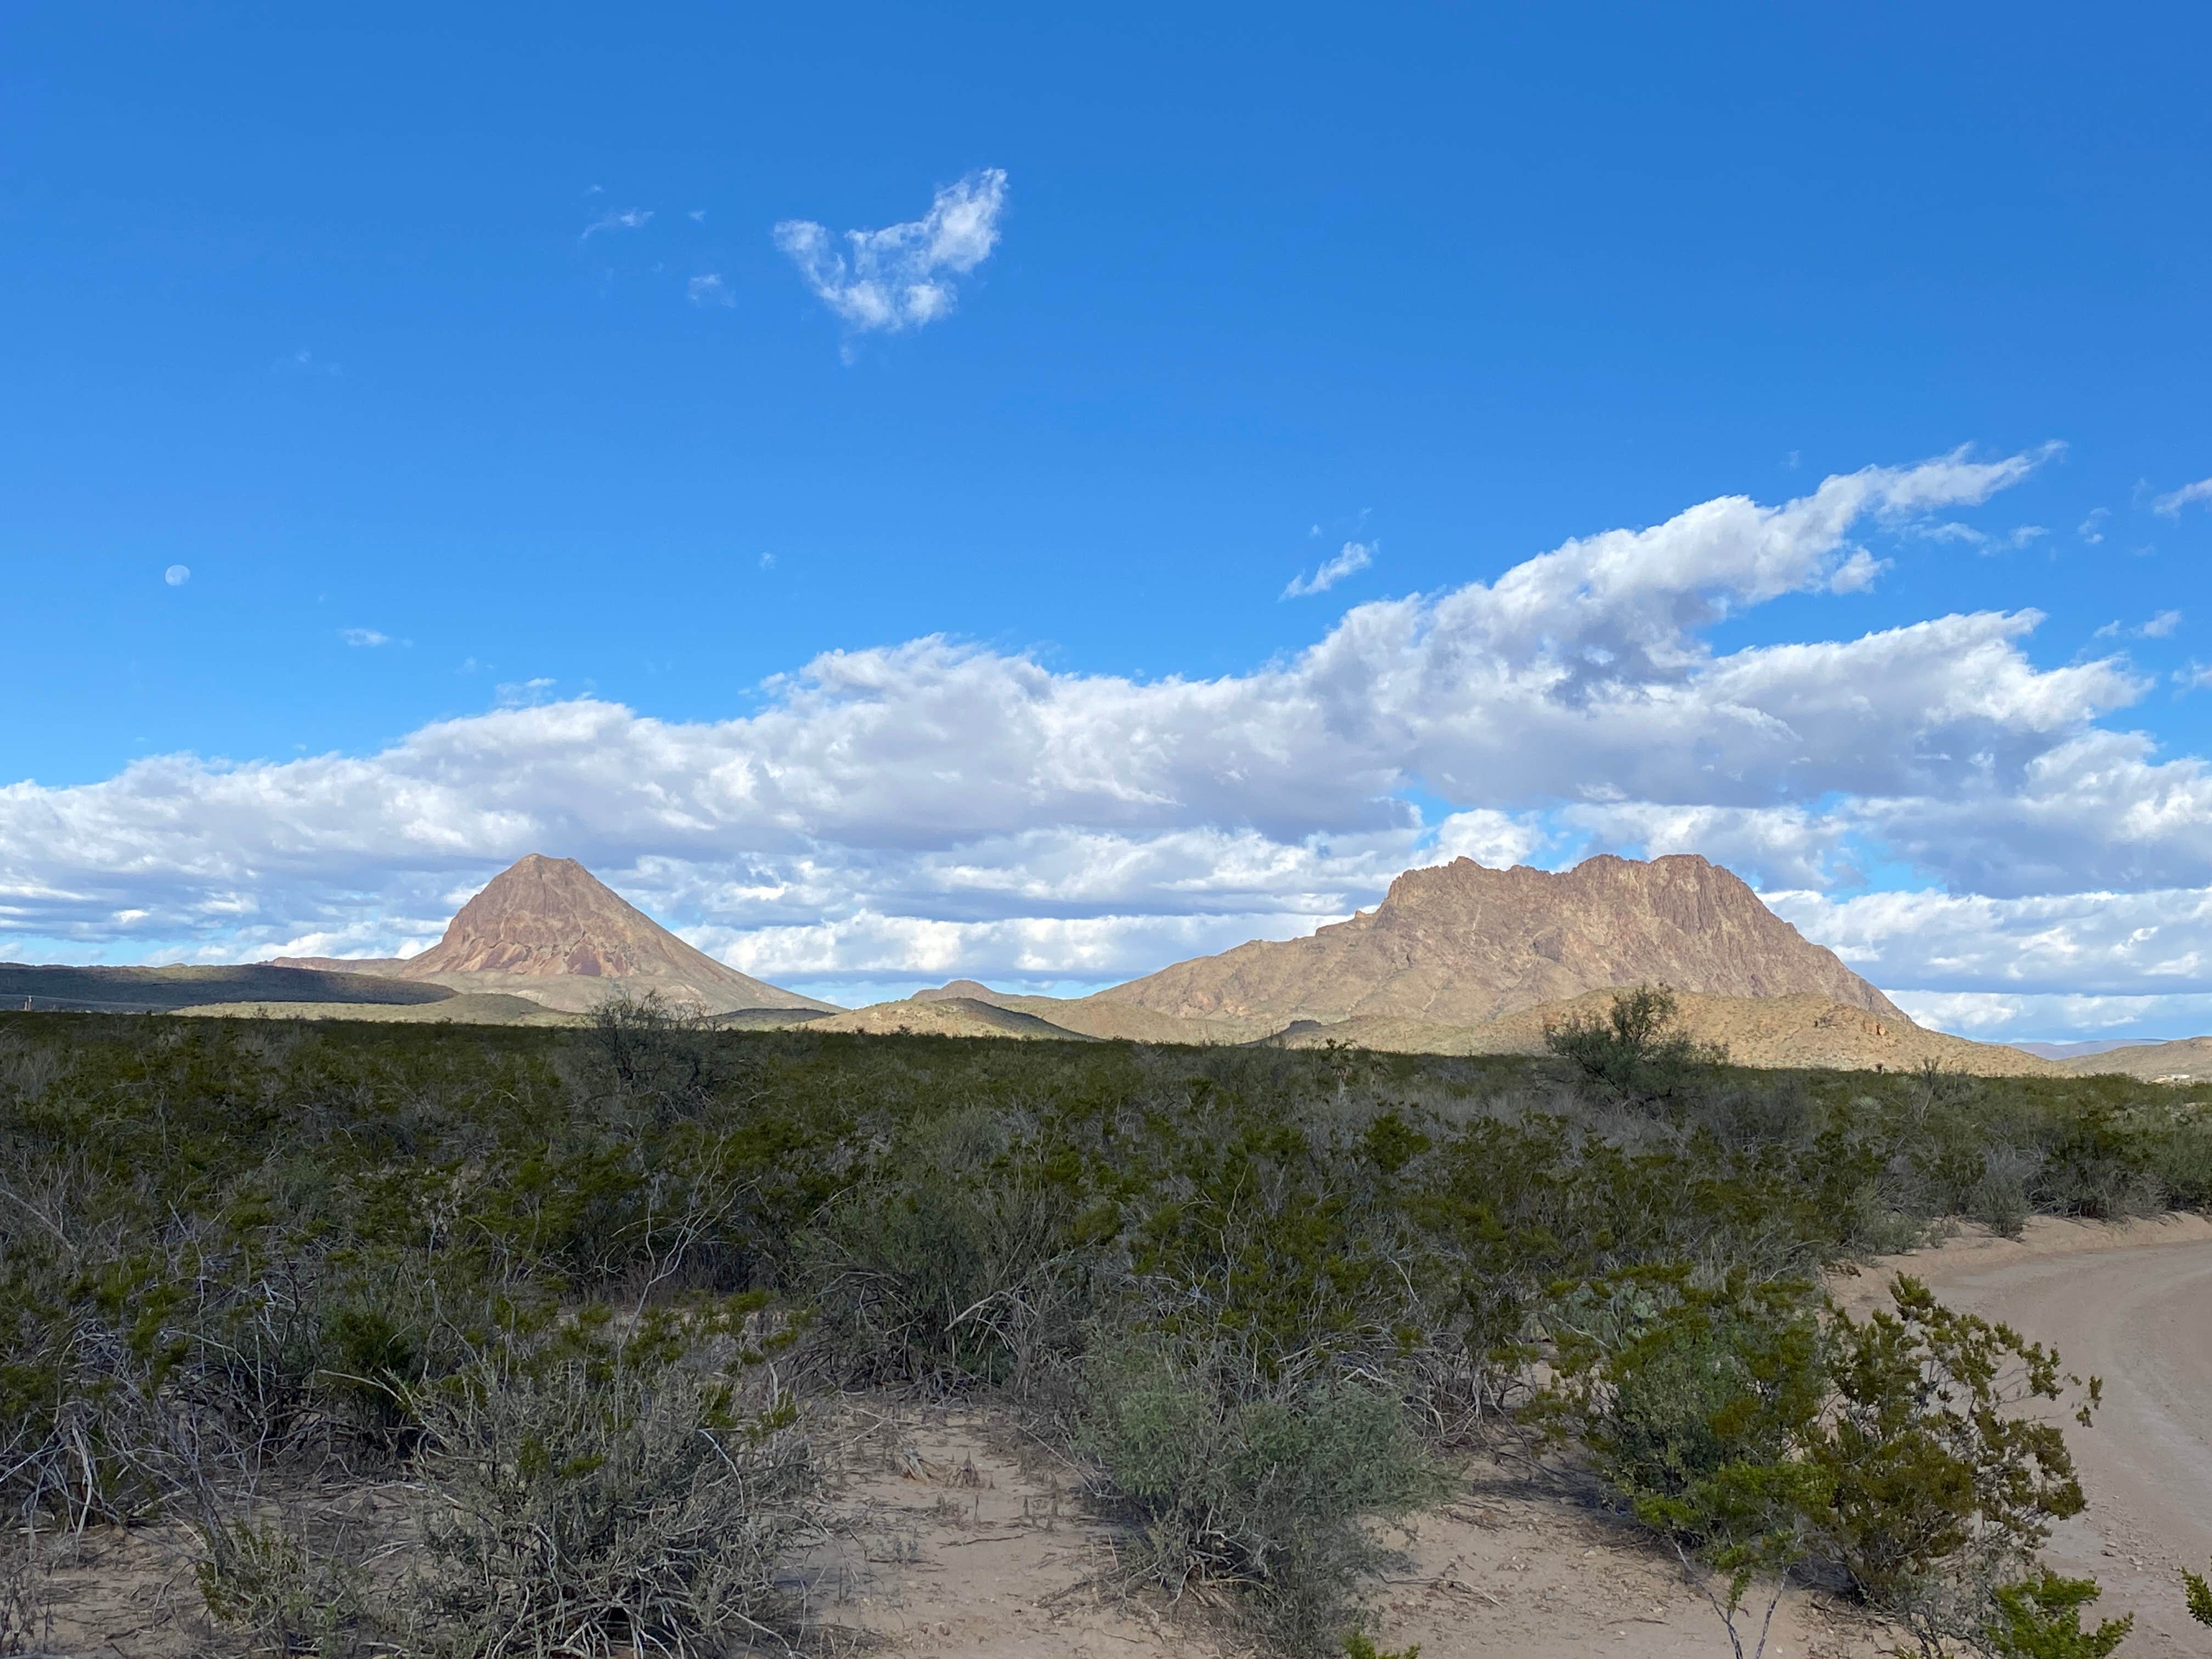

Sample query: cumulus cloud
[1764,884,2212,998]
[1283,540,1374,599]
[2154,477,2212,517]
[13,445,2211,1033]
[774,169,1007,335]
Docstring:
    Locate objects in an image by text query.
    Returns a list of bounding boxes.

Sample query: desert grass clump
[403,1338,819,1658]
[1077,1336,1445,1655]
[793,1107,1093,1395]
[194,1511,372,1658]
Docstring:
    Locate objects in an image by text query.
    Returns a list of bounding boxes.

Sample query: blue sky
[5,4,2211,1037]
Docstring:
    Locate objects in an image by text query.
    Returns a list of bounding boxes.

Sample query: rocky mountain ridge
[1090,853,1903,1030]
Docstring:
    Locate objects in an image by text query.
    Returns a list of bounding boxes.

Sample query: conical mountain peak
[393,855,836,1012]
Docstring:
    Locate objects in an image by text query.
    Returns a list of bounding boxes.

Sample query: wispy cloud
[273,347,342,378]
[1913,521,2046,554]
[2154,477,2212,517]
[1283,540,1374,599]
[340,629,398,648]
[774,168,1007,337]
[496,677,557,707]
[688,208,707,223]
[2096,610,2183,642]
[2079,507,2110,544]
[583,207,653,240]
[687,273,733,308]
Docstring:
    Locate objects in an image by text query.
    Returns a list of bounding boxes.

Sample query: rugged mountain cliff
[1090,853,1904,1030]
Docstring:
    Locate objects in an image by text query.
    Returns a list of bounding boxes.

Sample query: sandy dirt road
[1838,1215,2212,1654]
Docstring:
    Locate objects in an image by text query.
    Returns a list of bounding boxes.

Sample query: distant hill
[171,992,564,1025]
[2008,1038,2166,1062]
[1259,989,2061,1076]
[2059,1037,2212,1082]
[896,978,2050,1074]
[0,962,452,1014]
[275,854,836,1015]
[805,995,1093,1042]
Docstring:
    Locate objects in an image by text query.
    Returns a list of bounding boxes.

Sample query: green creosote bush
[1543,983,1729,1107]
[1982,1571,2131,1658]
[1340,1630,1420,1659]
[2,1013,2209,1657]
[1539,1271,2101,1658]
[1077,1336,1446,1655]
[2183,1555,2212,1626]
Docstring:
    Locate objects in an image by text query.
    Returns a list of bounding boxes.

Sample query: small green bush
[1984,1571,2130,1657]
[2183,1555,2212,1626]
[1541,1272,2100,1655]
[1543,984,1728,1107]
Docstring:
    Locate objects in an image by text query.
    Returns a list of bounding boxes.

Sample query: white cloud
[1911,521,2046,554]
[163,565,191,588]
[1884,989,2212,1042]
[686,273,732,308]
[1283,540,1374,599]
[583,208,653,239]
[340,629,393,648]
[17,447,2212,1035]
[774,169,1007,335]
[1764,884,2212,998]
[2094,610,2182,642]
[2154,477,2212,517]
[2079,507,2111,544]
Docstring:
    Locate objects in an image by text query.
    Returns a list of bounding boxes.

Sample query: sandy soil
[33,1218,2212,1656]
[1834,1213,2212,1654]
[20,1402,1895,1658]
[815,1403,1892,1659]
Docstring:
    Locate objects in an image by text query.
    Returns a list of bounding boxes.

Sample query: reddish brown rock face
[1094,853,1903,1029]
[407,855,698,979]
[376,854,837,1014]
